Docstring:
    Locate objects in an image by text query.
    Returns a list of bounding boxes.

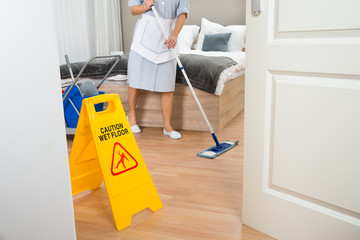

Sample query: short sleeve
[128,0,143,7]
[176,0,189,18]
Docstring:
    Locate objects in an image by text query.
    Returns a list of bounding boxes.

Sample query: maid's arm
[130,0,154,15]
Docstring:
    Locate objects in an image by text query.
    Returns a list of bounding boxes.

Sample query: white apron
[131,14,179,64]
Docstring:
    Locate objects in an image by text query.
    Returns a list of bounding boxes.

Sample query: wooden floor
[67,112,275,240]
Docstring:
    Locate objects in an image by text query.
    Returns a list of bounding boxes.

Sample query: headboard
[120,0,246,53]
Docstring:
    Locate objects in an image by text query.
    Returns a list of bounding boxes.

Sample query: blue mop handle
[212,133,221,146]
[151,5,219,145]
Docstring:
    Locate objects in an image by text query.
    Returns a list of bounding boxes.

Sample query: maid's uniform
[127,0,189,92]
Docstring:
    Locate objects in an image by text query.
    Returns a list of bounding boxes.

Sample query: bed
[61,18,246,132]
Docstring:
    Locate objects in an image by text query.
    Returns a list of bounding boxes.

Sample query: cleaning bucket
[62,55,121,131]
[63,84,104,128]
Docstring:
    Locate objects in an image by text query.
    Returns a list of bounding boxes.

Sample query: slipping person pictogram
[111,142,138,176]
[116,152,129,169]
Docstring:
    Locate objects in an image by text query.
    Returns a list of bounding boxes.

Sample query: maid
[127,0,189,139]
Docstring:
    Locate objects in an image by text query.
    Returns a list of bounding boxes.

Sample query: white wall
[0,1,76,240]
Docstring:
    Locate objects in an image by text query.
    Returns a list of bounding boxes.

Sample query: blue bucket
[63,85,104,128]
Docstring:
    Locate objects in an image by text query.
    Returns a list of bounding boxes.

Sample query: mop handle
[150,5,215,134]
[63,55,83,101]
[65,55,76,82]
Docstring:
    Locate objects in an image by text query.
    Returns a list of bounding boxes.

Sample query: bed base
[99,74,245,132]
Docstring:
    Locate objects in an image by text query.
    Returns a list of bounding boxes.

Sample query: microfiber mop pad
[197,140,239,159]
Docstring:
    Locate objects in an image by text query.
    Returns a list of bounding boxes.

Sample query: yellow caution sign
[68,103,103,196]
[69,94,163,231]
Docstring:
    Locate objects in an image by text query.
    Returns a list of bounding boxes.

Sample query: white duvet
[179,50,246,95]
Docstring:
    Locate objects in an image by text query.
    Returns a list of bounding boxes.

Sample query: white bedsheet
[62,51,246,96]
[61,74,128,87]
[179,50,246,95]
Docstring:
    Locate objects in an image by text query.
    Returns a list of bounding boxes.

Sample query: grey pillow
[202,33,232,52]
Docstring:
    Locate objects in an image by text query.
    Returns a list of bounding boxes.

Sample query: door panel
[277,0,360,32]
[243,0,360,239]
[271,73,360,213]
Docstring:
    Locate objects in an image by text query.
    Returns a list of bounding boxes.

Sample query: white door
[243,0,360,239]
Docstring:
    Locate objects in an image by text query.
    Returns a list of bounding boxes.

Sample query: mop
[151,6,239,159]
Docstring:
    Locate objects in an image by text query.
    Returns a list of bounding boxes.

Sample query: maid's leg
[127,86,140,127]
[161,91,174,132]
[161,92,181,139]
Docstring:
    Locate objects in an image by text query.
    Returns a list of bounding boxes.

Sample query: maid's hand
[144,0,154,10]
[165,34,177,49]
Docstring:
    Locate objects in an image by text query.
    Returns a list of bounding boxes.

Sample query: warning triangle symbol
[111,142,138,176]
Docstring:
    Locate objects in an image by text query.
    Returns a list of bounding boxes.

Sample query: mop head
[80,81,99,97]
[197,140,239,159]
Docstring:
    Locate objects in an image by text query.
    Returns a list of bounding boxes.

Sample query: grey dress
[127,0,189,92]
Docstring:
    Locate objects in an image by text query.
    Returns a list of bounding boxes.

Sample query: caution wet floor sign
[69,94,162,231]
